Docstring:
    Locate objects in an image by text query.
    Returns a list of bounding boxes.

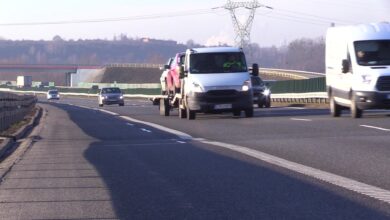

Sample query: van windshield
[354,40,390,66]
[190,52,247,73]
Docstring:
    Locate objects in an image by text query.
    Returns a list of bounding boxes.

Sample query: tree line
[0,36,325,73]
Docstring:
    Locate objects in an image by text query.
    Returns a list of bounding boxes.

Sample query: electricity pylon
[222,0,272,48]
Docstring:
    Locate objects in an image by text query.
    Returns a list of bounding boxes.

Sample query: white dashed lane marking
[140,128,152,133]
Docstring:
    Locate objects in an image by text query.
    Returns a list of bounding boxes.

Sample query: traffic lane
[50,97,390,190]
[45,102,390,219]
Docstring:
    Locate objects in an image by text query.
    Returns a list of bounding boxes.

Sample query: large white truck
[326,22,390,118]
[157,47,255,120]
[16,76,32,88]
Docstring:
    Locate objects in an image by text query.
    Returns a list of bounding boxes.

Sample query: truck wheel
[257,101,264,108]
[186,107,196,120]
[99,104,103,107]
[350,95,362,118]
[159,98,170,116]
[330,95,341,117]
[244,108,254,118]
[233,109,241,117]
[179,108,187,119]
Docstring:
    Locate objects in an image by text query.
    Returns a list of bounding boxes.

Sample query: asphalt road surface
[0,96,390,219]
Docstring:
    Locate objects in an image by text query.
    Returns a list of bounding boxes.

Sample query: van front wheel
[330,96,341,117]
[350,96,363,118]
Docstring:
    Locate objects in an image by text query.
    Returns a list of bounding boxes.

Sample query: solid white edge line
[360,125,390,132]
[290,118,312,122]
[120,116,192,140]
[200,140,390,204]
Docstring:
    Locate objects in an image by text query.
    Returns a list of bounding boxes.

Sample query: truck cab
[326,22,390,118]
[179,47,254,119]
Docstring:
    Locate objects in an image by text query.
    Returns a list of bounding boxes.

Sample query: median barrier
[271,92,328,104]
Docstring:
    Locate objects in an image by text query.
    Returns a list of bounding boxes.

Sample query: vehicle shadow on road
[48,102,390,219]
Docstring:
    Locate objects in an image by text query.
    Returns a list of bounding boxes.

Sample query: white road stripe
[120,116,192,140]
[141,128,152,133]
[290,118,312,122]
[99,109,119,116]
[283,107,306,110]
[177,141,186,144]
[200,140,390,204]
[126,123,135,126]
[360,125,390,132]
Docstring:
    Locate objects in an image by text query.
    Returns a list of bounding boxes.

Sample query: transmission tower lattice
[223,0,270,48]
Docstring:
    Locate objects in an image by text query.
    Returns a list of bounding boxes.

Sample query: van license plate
[215,104,232,109]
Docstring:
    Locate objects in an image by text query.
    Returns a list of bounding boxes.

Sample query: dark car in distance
[251,75,271,108]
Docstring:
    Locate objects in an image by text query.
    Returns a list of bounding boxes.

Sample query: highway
[1,96,390,219]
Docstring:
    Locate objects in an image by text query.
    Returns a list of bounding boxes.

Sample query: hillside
[100,66,161,83]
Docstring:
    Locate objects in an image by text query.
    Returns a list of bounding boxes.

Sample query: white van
[326,22,390,118]
[179,47,254,119]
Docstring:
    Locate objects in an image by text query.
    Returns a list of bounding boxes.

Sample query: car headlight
[242,80,251,92]
[361,75,373,84]
[263,88,271,96]
[120,95,124,99]
[192,82,203,93]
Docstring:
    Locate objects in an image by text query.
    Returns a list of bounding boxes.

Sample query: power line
[0,9,214,26]
[274,8,354,25]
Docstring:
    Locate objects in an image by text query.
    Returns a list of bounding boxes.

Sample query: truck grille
[376,76,390,91]
[205,90,238,103]
[207,90,237,96]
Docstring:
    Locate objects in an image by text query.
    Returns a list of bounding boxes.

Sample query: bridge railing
[0,91,37,133]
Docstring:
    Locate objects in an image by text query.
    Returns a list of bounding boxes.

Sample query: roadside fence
[0,92,37,133]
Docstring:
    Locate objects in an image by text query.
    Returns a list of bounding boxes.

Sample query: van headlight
[242,80,251,92]
[192,82,203,93]
[361,75,373,84]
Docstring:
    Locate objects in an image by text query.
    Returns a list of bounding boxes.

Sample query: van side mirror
[179,66,186,79]
[252,63,259,76]
[342,59,350,73]
[164,64,170,70]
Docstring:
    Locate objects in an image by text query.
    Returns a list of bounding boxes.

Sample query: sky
[0,0,389,46]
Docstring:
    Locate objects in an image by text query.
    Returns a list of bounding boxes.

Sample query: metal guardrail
[271,92,328,104]
[1,88,329,105]
[260,68,324,80]
[106,63,163,68]
[0,92,37,133]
